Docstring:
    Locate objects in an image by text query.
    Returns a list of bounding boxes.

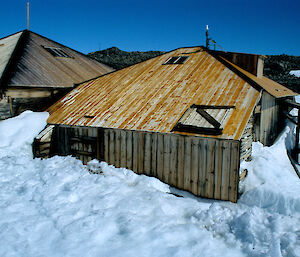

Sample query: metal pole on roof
[27,2,29,30]
[206,25,209,49]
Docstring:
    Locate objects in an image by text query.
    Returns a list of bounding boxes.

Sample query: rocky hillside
[264,55,300,93]
[88,47,165,70]
[88,48,300,92]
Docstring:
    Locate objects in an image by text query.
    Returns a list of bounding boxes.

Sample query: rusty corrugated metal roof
[218,56,298,98]
[47,46,262,140]
[0,32,22,80]
[0,30,114,89]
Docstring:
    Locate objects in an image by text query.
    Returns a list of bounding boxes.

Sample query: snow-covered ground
[290,70,300,78]
[0,111,299,257]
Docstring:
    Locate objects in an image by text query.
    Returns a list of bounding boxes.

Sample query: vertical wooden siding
[104,128,240,202]
[52,126,240,202]
[259,92,279,146]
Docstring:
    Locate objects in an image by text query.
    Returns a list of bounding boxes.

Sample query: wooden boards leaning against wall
[258,91,279,146]
[50,125,241,203]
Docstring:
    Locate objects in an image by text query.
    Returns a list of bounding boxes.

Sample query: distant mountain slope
[264,55,300,93]
[88,47,300,93]
[88,47,165,70]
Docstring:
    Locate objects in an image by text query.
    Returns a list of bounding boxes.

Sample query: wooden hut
[44,46,297,202]
[0,30,113,119]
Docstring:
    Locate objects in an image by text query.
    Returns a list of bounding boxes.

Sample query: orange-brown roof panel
[218,56,298,98]
[47,47,261,140]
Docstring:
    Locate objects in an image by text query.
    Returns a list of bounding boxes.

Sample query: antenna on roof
[206,25,210,49]
[27,2,30,30]
[205,25,224,51]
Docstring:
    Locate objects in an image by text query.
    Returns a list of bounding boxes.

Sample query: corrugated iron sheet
[2,30,114,89]
[219,56,298,98]
[47,47,263,140]
[0,32,22,79]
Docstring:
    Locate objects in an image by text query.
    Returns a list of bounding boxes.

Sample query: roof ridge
[205,48,297,98]
[73,46,205,87]
[27,30,113,70]
[0,30,27,91]
[0,30,25,42]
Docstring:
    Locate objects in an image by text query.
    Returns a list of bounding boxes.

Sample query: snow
[290,70,300,78]
[0,112,300,257]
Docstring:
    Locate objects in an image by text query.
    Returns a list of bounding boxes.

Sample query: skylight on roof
[163,56,189,65]
[43,46,72,58]
[172,104,235,135]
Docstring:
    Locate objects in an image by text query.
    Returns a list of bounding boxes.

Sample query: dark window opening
[84,115,95,119]
[164,56,189,65]
[175,56,189,64]
[43,46,72,58]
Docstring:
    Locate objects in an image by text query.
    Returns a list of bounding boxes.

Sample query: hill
[264,55,300,93]
[88,47,165,70]
[88,48,300,92]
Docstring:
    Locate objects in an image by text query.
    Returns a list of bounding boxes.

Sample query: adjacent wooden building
[43,46,297,202]
[0,30,113,119]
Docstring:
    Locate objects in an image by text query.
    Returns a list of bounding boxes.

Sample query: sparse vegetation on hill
[88,47,300,92]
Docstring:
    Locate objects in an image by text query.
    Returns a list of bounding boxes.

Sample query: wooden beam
[173,123,223,135]
[283,99,300,109]
[196,109,221,129]
[191,104,235,109]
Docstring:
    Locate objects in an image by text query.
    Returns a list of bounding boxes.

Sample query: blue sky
[1,0,299,55]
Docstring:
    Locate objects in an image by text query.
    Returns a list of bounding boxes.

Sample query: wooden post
[27,2,30,30]
[296,109,300,163]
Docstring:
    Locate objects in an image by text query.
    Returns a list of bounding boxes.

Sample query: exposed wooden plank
[82,128,88,164]
[138,132,145,174]
[177,136,185,189]
[109,130,115,165]
[120,130,127,168]
[151,133,158,177]
[229,141,240,202]
[183,137,192,191]
[198,138,207,197]
[192,104,235,109]
[126,130,133,170]
[115,130,121,167]
[132,131,139,173]
[169,135,178,187]
[97,128,104,161]
[284,99,300,109]
[144,133,151,176]
[156,134,164,181]
[191,137,199,195]
[173,123,223,135]
[196,109,221,128]
[205,139,215,198]
[163,134,171,183]
[220,140,230,200]
[213,139,223,199]
[104,130,109,162]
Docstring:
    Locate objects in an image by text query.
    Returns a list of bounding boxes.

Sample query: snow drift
[0,111,299,257]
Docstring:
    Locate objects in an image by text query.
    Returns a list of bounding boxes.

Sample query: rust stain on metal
[47,46,292,140]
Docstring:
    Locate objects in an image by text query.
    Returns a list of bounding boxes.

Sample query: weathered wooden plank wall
[104,128,240,202]
[50,126,240,202]
[240,115,254,161]
[259,91,279,146]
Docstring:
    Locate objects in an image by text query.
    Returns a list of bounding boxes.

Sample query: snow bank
[0,111,48,157]
[239,126,300,215]
[0,112,299,256]
[289,70,300,78]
